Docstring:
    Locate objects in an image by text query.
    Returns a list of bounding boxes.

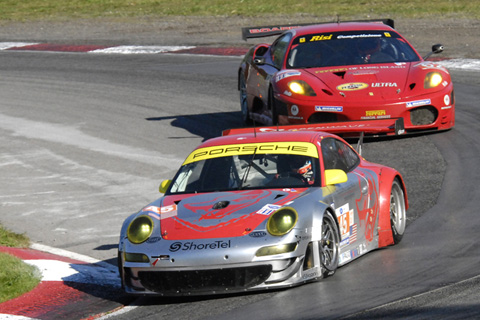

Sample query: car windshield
[286,30,421,68]
[167,153,320,194]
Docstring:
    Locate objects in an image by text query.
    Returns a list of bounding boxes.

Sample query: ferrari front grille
[410,106,438,125]
[138,265,272,295]
[308,112,338,123]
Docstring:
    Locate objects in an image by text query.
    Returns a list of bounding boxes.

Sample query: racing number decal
[335,204,354,240]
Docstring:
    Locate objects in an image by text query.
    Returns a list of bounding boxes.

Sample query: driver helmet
[280,155,313,181]
[357,37,381,55]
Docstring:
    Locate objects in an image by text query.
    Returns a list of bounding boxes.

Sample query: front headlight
[288,80,316,96]
[127,215,154,244]
[424,72,443,89]
[255,243,298,257]
[267,207,298,236]
[124,252,150,263]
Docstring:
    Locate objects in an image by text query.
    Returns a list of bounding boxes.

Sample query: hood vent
[212,201,230,210]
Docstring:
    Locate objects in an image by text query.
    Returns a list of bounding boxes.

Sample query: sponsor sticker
[336,82,368,91]
[169,240,231,252]
[291,105,299,116]
[406,99,431,108]
[444,94,450,106]
[309,34,333,41]
[185,142,318,164]
[276,71,301,82]
[315,106,343,112]
[257,204,281,215]
[371,82,397,87]
[365,110,386,117]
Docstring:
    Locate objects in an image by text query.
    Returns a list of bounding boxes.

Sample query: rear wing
[223,118,405,137]
[242,19,394,40]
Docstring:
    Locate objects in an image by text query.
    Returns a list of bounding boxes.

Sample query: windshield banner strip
[184,142,318,165]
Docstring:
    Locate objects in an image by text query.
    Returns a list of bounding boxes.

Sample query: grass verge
[0,0,479,22]
[0,225,41,303]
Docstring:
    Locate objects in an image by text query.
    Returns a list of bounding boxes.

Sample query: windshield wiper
[239,148,257,189]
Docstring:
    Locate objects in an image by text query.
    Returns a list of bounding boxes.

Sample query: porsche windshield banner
[183,142,318,164]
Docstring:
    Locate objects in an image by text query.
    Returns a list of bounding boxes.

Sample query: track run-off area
[0,43,479,319]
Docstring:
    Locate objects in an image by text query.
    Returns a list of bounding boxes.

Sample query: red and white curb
[0,244,123,320]
[0,42,249,56]
[1,42,480,70]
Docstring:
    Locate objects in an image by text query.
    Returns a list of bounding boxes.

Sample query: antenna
[356,132,364,156]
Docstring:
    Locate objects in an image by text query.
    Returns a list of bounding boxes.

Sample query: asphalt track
[0,46,479,319]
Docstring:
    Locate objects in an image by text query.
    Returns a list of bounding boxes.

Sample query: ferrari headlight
[267,207,298,236]
[424,72,443,89]
[127,215,154,244]
[288,80,316,96]
[255,243,297,257]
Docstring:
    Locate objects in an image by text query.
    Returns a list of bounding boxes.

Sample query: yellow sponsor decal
[316,67,348,74]
[384,32,391,37]
[309,34,333,41]
[184,142,318,165]
[365,110,386,117]
[336,82,369,91]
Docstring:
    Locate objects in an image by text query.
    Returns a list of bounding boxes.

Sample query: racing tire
[239,72,252,125]
[117,250,125,289]
[320,211,340,277]
[390,178,406,244]
[268,86,279,125]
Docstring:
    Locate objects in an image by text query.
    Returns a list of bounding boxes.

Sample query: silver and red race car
[118,123,408,296]
[238,19,455,135]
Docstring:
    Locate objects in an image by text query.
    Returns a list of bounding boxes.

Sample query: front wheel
[320,211,340,277]
[239,72,251,125]
[268,86,279,125]
[390,179,406,244]
[118,250,125,289]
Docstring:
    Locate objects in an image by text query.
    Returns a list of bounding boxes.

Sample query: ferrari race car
[238,19,455,135]
[118,123,408,296]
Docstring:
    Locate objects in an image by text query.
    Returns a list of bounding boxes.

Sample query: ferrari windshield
[168,152,320,194]
[286,30,421,68]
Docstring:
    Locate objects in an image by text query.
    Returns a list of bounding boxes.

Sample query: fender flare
[377,168,409,247]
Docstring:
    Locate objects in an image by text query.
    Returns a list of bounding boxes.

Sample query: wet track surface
[0,51,479,319]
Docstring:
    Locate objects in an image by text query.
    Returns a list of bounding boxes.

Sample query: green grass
[0,0,479,22]
[0,225,41,303]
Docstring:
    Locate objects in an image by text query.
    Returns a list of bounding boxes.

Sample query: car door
[320,137,372,264]
[247,33,292,109]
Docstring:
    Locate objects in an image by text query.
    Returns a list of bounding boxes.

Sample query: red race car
[238,19,455,135]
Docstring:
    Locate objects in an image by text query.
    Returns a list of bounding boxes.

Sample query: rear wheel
[390,179,406,244]
[320,211,340,277]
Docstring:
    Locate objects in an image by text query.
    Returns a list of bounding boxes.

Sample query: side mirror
[252,44,270,65]
[423,43,444,60]
[159,180,172,193]
[253,57,266,65]
[432,44,444,54]
[324,169,348,185]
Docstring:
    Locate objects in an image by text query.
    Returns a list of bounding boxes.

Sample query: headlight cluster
[424,72,443,89]
[127,215,153,244]
[255,243,297,257]
[267,207,298,236]
[288,80,316,96]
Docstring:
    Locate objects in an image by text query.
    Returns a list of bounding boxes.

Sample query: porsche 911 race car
[238,19,455,135]
[118,123,408,296]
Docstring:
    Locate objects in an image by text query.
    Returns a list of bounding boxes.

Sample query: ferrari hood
[308,63,412,100]
[143,189,305,240]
